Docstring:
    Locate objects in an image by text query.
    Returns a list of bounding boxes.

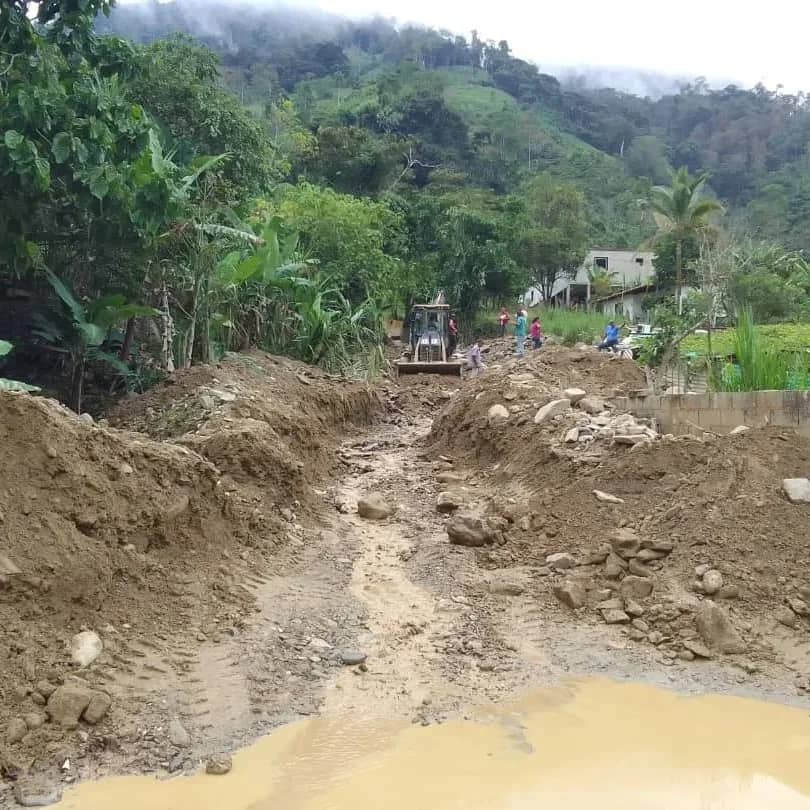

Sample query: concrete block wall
[613,390,810,437]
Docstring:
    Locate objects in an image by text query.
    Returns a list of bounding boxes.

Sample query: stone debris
[553,581,586,609]
[436,490,466,514]
[701,570,724,596]
[357,493,394,520]
[534,399,571,425]
[70,630,103,668]
[594,490,624,504]
[205,754,233,776]
[563,388,587,404]
[487,404,510,424]
[783,478,810,503]
[696,601,747,654]
[446,513,495,547]
[545,552,576,570]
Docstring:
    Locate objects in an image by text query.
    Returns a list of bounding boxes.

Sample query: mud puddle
[61,679,810,809]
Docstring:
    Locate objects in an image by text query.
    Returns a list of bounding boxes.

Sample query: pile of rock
[530,389,658,450]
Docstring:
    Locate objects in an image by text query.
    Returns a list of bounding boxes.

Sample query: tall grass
[714,307,810,391]
[472,306,608,346]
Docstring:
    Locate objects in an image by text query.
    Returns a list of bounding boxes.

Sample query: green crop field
[681,324,810,357]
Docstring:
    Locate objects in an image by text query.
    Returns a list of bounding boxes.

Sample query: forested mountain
[98,1,810,250]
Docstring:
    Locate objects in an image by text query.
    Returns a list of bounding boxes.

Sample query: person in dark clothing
[448,313,458,357]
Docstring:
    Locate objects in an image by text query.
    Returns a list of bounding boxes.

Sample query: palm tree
[650,168,724,313]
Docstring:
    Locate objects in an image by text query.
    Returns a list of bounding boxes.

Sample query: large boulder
[696,601,746,654]
[446,513,495,547]
[610,528,640,558]
[534,399,571,425]
[46,682,94,729]
[357,493,394,520]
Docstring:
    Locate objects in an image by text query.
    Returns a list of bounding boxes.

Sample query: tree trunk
[119,317,136,362]
[70,354,84,414]
[675,238,683,315]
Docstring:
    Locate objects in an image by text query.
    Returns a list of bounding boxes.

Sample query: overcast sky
[305,0,809,92]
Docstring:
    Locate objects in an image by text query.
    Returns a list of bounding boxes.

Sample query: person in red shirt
[498,308,510,337]
[530,316,544,349]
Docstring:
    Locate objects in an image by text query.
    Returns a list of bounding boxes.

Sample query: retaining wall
[614,390,810,437]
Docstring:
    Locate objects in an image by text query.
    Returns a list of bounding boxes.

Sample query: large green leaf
[0,340,12,358]
[44,268,86,327]
[51,132,72,163]
[0,379,41,393]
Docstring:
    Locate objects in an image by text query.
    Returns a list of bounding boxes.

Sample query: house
[550,249,656,307]
[593,283,655,322]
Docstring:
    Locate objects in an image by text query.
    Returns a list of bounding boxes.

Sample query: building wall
[614,390,810,437]
[597,291,650,322]
[550,249,656,299]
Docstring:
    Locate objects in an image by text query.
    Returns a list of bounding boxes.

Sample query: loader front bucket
[394,360,464,377]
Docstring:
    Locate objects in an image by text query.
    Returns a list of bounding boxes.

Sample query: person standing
[514,309,527,356]
[498,308,510,337]
[530,316,544,349]
[448,313,458,358]
[468,337,486,377]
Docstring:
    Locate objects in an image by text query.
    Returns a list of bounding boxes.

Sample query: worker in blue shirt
[598,321,621,351]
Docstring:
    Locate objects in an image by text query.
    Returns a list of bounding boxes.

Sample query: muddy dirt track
[2,344,810,805]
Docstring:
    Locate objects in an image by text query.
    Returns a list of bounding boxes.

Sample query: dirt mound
[429,344,646,467]
[0,352,382,787]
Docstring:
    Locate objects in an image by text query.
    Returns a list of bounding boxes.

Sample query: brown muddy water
[62,679,810,809]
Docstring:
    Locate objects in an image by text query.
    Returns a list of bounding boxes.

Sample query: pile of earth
[0,351,382,789]
[429,344,646,469]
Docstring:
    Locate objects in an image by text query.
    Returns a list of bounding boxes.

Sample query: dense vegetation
[4,0,810,406]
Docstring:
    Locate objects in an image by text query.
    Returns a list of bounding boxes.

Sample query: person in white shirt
[468,337,485,377]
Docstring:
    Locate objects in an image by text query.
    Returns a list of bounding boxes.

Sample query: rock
[777,607,798,628]
[436,471,465,485]
[628,559,654,577]
[788,597,810,617]
[729,425,750,435]
[70,630,103,668]
[602,608,630,624]
[534,399,571,425]
[614,434,647,445]
[799,585,810,602]
[168,720,190,748]
[631,618,649,632]
[357,494,394,520]
[46,683,94,729]
[0,554,21,576]
[436,491,465,514]
[701,570,724,596]
[564,427,580,443]
[553,581,586,609]
[79,412,94,425]
[683,639,712,659]
[578,396,606,415]
[205,754,232,776]
[563,388,587,404]
[12,784,61,808]
[648,540,674,553]
[718,585,739,600]
[545,552,576,570]
[596,597,624,611]
[695,564,711,577]
[82,691,111,725]
[620,575,654,600]
[593,490,624,504]
[487,404,510,424]
[678,649,695,662]
[636,548,667,562]
[339,650,367,666]
[604,552,627,578]
[6,718,27,744]
[579,544,611,565]
[447,514,494,547]
[624,599,645,617]
[648,631,664,645]
[783,478,810,503]
[35,681,56,699]
[23,713,46,731]
[209,389,236,403]
[610,528,640,558]
[489,574,525,596]
[696,601,746,654]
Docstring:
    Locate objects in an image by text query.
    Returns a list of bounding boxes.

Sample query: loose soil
[2,344,810,805]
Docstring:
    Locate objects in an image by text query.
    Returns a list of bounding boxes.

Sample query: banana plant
[0,340,41,393]
[34,268,158,411]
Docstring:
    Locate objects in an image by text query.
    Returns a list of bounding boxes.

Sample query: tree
[650,167,724,313]
[512,176,588,303]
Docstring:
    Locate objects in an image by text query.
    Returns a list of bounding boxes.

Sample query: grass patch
[681,322,810,358]
[473,306,608,346]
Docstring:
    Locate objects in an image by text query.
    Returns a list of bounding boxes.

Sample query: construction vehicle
[394,303,464,377]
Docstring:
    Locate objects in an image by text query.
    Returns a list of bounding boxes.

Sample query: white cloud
[306,0,810,92]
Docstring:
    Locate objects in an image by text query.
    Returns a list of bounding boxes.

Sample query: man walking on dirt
[468,337,485,377]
